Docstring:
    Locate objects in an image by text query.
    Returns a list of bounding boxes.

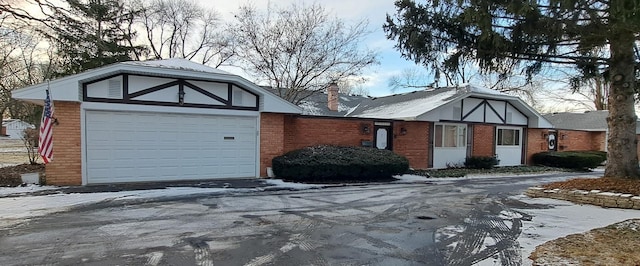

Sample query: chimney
[328,82,339,111]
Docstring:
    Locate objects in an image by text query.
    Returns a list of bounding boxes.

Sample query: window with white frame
[497,128,520,146]
[434,124,467,147]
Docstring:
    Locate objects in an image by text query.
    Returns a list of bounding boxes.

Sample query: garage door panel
[85,110,257,184]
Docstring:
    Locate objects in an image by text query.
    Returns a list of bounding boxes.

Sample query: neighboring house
[2,119,35,139]
[12,59,553,186]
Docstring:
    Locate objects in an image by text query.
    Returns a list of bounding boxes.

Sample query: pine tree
[45,0,146,75]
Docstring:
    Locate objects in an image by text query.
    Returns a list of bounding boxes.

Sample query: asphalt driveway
[0,172,620,266]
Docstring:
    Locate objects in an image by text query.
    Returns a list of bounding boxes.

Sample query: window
[435,124,466,147]
[497,128,520,146]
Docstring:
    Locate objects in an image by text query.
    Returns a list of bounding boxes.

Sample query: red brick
[45,101,82,185]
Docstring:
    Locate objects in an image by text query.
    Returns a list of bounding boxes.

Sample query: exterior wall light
[361,124,370,134]
[178,89,186,105]
[400,127,407,135]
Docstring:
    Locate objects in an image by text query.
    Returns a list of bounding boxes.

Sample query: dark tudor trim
[82,73,259,111]
[459,97,529,125]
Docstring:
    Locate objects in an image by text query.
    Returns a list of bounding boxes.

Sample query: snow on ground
[513,195,640,266]
[0,179,324,228]
[264,179,323,189]
[0,184,60,196]
[1,172,633,266]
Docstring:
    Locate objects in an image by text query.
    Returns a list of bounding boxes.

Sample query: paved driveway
[0,173,600,265]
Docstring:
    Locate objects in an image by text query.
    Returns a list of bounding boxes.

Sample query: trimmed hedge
[531,150,607,170]
[464,156,499,169]
[272,145,409,181]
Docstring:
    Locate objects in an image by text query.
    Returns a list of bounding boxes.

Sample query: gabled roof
[543,111,609,131]
[346,85,552,128]
[12,58,302,114]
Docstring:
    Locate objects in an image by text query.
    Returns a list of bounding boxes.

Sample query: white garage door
[85,110,257,184]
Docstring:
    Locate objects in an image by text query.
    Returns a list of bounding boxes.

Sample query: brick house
[271,84,553,171]
[542,111,640,159]
[12,59,553,185]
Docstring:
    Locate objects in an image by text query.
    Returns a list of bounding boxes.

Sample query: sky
[197,1,611,114]
[198,0,424,97]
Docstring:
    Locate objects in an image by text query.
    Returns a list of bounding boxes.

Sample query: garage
[85,110,257,184]
[11,58,302,185]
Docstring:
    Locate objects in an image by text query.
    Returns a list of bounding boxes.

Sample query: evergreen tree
[385,0,640,178]
[45,0,146,75]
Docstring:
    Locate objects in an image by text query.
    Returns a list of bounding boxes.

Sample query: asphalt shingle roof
[262,87,368,117]
[543,111,608,131]
[346,87,462,119]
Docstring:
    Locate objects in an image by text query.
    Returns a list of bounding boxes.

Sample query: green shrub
[271,145,409,182]
[531,151,606,170]
[464,156,499,169]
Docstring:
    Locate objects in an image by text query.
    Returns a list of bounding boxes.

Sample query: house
[542,110,640,158]
[284,85,553,168]
[12,59,553,185]
[1,119,35,139]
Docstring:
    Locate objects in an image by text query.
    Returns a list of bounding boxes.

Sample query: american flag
[38,88,54,164]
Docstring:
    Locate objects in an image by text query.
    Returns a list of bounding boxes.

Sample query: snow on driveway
[0,180,323,228]
[1,173,636,266]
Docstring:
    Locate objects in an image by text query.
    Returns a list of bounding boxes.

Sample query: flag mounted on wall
[38,84,55,164]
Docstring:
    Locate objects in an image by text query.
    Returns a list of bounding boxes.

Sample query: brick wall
[591,132,607,151]
[526,128,549,164]
[284,116,374,151]
[259,113,286,177]
[472,124,495,157]
[45,101,82,185]
[556,130,599,151]
[393,121,429,169]
[259,116,433,175]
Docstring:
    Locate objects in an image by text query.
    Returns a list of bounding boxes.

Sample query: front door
[374,122,393,150]
[495,126,523,166]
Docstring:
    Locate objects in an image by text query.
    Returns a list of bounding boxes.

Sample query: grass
[409,165,576,178]
[530,219,640,265]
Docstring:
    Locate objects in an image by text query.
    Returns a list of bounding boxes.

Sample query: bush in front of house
[531,151,606,170]
[464,156,499,169]
[271,145,409,182]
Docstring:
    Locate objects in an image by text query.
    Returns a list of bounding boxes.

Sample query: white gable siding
[189,80,229,100]
[132,85,180,102]
[232,85,257,107]
[461,98,484,122]
[85,76,123,99]
[506,104,527,125]
[184,88,226,105]
[128,76,173,93]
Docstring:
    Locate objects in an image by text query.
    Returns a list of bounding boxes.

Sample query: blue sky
[203,0,426,97]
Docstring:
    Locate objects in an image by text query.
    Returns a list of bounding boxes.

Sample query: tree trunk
[604,4,639,178]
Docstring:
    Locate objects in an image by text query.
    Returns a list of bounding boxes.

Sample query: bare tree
[21,128,39,164]
[232,3,378,104]
[0,14,51,122]
[387,68,433,92]
[135,0,234,67]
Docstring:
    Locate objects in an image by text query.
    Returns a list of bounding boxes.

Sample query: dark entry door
[374,122,393,150]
